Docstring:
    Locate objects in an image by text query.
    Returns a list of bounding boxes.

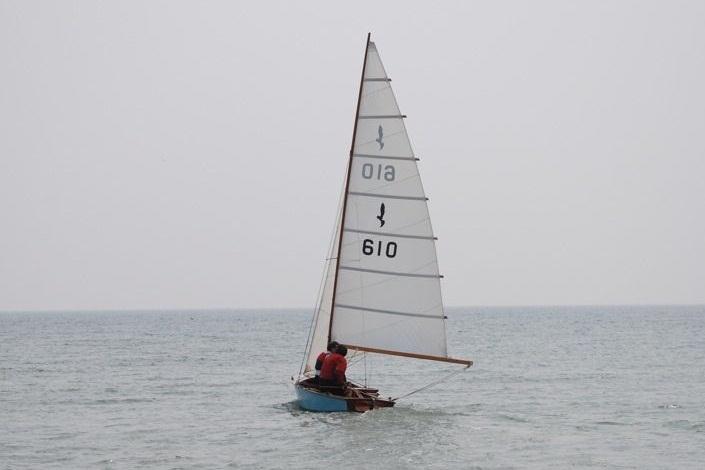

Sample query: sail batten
[349,191,428,201]
[343,228,437,240]
[335,304,446,320]
[339,265,443,279]
[352,153,419,161]
[358,114,407,119]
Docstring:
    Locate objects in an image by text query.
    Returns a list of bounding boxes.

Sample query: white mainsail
[302,38,466,376]
[331,41,448,359]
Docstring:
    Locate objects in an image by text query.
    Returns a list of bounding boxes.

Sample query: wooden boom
[345,344,473,366]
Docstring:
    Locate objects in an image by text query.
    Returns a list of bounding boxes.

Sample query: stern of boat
[294,379,395,413]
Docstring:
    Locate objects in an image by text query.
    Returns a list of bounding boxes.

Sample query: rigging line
[299,258,330,377]
[298,174,346,378]
[298,277,324,378]
[345,352,366,368]
[392,365,471,401]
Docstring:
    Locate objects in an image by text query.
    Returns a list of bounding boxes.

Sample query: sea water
[1,306,704,469]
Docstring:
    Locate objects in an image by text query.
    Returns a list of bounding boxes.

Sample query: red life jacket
[314,351,329,376]
[319,352,347,384]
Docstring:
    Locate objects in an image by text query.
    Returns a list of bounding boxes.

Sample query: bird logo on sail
[376,203,386,227]
[376,125,384,150]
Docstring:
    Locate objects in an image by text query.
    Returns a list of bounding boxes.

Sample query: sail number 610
[362,239,397,258]
[362,163,395,181]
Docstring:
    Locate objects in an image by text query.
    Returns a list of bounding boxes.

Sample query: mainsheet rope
[392,364,471,401]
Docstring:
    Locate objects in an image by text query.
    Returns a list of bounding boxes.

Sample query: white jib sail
[302,192,343,375]
[330,41,449,359]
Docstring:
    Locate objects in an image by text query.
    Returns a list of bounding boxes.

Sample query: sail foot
[344,344,472,366]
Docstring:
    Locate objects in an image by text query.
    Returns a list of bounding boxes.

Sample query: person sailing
[319,344,348,392]
[313,341,339,383]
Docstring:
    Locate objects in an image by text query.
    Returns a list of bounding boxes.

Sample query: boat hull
[295,383,350,412]
[294,379,395,412]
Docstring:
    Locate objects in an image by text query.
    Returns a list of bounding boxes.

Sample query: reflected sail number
[362,163,395,181]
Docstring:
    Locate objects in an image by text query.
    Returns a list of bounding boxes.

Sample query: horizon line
[2,303,705,314]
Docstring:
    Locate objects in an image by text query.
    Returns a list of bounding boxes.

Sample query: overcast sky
[1,1,704,311]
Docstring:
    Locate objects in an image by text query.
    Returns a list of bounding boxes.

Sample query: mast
[327,33,372,343]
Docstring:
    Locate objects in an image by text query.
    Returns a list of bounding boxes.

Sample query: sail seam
[344,228,437,240]
[348,191,428,201]
[363,78,391,82]
[339,265,443,278]
[335,303,445,319]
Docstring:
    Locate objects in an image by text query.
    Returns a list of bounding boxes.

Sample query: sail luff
[327,32,372,344]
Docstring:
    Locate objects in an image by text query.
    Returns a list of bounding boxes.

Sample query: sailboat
[295,34,472,412]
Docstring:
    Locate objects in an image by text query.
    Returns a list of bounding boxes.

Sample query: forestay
[302,203,341,375]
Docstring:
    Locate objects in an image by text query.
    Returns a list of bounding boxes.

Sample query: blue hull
[295,383,349,412]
